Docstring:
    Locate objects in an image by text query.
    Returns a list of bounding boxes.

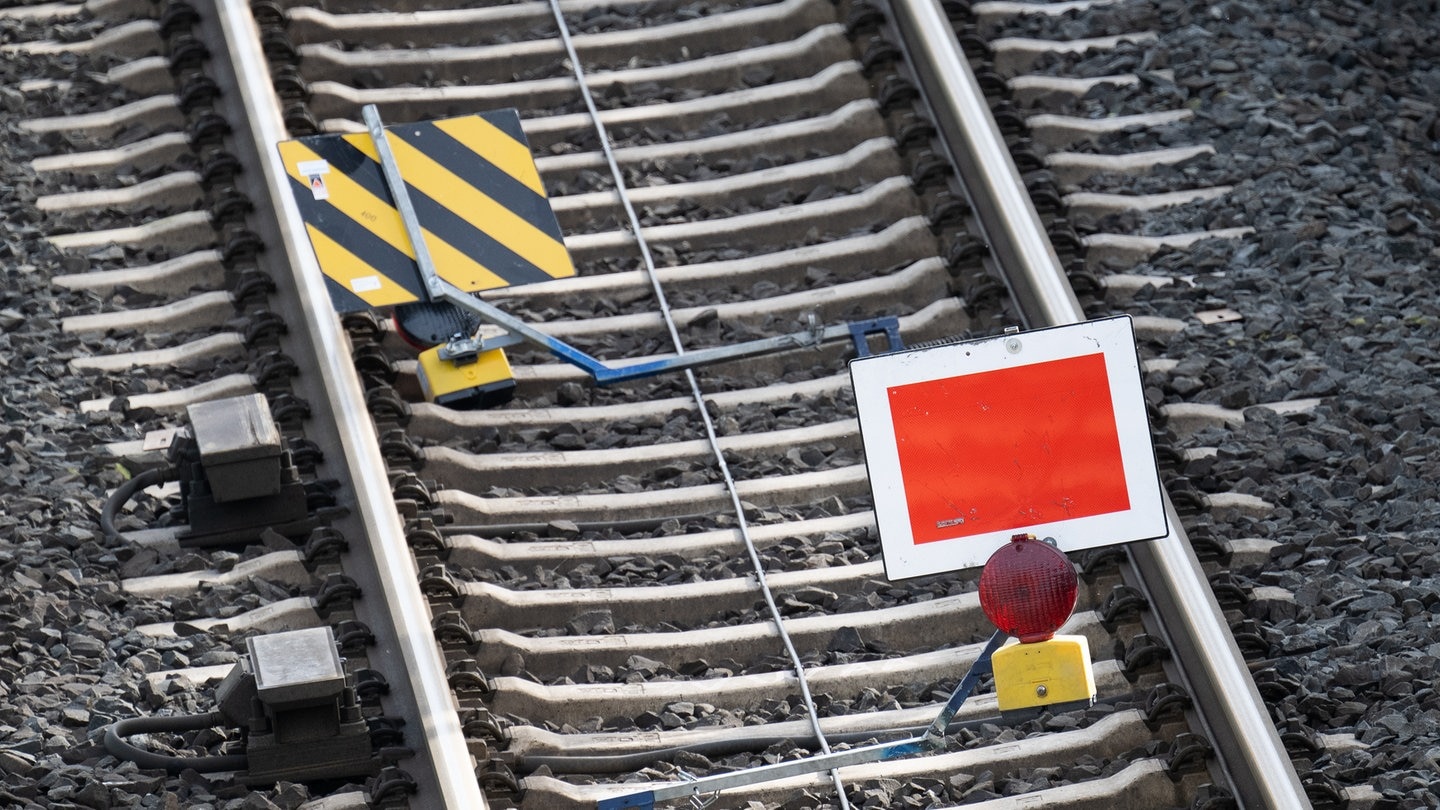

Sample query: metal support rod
[362,105,446,300]
[596,631,1007,809]
[423,271,902,385]
[919,632,1004,742]
[360,104,902,385]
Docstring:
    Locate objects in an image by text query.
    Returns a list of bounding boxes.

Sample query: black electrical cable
[100,467,170,542]
[103,712,249,774]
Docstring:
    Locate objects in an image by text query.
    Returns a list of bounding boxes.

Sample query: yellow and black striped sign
[277,109,574,312]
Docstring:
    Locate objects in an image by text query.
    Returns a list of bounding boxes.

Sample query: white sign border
[850,315,1168,579]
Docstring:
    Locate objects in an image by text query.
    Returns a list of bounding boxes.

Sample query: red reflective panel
[886,352,1130,544]
[978,535,1077,643]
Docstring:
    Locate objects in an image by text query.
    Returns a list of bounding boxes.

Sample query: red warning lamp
[978,534,1096,714]
[978,534,1078,642]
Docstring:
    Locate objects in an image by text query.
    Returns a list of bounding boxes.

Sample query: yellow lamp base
[992,634,1096,714]
[417,345,516,410]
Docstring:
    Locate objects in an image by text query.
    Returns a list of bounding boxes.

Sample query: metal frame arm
[595,631,1007,810]
[432,275,901,384]
[362,104,902,385]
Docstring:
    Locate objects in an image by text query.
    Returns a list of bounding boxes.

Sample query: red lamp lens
[978,535,1078,643]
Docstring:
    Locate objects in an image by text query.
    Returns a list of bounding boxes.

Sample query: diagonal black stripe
[302,134,394,209]
[303,131,555,288]
[390,123,567,245]
[286,172,425,309]
[484,107,528,145]
[324,274,371,313]
[411,186,555,287]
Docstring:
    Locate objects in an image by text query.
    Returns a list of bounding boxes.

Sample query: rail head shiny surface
[884,0,1309,806]
[208,0,486,805]
[886,0,1081,329]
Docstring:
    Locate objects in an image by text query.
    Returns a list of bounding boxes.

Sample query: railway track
[0,0,1340,806]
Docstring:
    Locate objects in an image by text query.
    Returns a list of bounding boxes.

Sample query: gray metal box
[247,626,346,709]
[188,393,282,502]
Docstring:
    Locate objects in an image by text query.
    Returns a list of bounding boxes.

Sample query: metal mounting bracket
[595,630,1007,809]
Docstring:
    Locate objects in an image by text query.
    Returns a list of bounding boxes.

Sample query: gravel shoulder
[4,0,1440,806]
[1098,1,1440,806]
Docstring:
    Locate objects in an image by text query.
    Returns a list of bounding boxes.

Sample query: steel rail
[884,0,1311,807]
[207,0,487,805]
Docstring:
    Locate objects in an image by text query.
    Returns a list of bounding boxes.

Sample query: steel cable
[544,4,852,805]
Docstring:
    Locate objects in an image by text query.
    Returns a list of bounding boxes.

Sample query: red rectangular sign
[851,316,1166,578]
[887,352,1130,544]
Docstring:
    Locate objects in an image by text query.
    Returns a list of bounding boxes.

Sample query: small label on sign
[351,276,382,293]
[307,174,329,201]
[297,159,332,201]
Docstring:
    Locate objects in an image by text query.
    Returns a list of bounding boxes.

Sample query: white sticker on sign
[351,276,382,293]
[849,315,1167,579]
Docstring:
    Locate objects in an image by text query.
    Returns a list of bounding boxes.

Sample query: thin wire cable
[545,5,852,806]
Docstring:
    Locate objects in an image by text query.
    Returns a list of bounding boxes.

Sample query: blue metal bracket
[595,630,1007,809]
[847,317,905,358]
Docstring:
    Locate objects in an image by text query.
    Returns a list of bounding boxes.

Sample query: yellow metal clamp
[416,345,515,409]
